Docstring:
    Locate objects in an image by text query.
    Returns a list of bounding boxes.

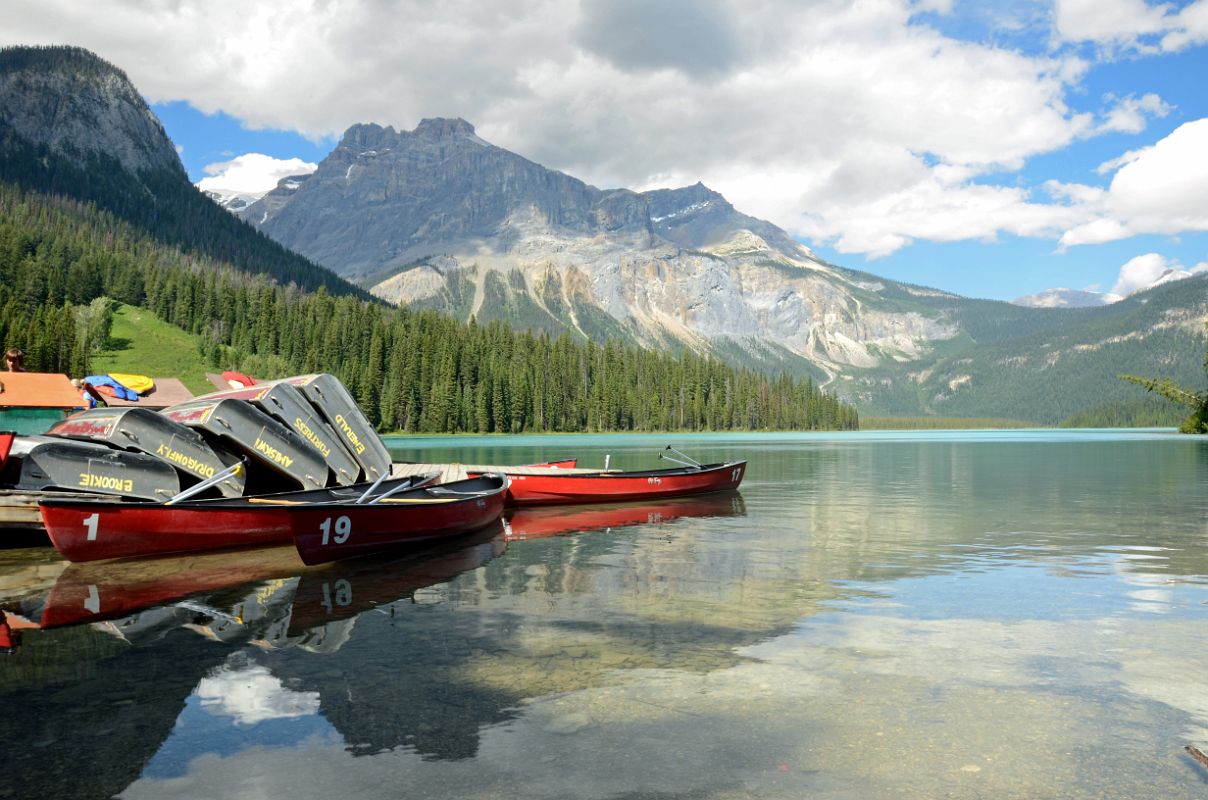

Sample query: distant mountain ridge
[1012,261,1207,308]
[247,119,811,275]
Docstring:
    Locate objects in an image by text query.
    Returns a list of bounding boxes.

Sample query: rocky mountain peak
[339,122,399,149]
[644,182,731,222]
[0,45,183,176]
[414,117,478,139]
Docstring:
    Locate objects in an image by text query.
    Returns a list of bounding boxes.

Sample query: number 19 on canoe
[319,515,352,545]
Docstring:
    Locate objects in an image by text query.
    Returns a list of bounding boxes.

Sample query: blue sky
[8,0,1208,302]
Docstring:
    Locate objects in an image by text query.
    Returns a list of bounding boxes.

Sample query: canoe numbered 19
[291,475,508,565]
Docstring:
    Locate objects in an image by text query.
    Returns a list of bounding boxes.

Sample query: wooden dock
[0,490,56,530]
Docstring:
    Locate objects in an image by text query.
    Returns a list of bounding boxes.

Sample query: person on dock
[72,378,108,409]
[4,348,24,372]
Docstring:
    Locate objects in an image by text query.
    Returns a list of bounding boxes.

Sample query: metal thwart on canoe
[162,399,328,491]
[191,382,362,486]
[46,407,246,497]
[0,435,181,501]
[284,374,392,482]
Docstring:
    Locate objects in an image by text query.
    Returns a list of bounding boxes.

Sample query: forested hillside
[0,46,366,299]
[835,268,1208,424]
[0,183,858,432]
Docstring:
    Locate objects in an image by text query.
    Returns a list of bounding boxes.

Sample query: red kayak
[292,474,508,566]
[39,473,440,563]
[468,460,746,506]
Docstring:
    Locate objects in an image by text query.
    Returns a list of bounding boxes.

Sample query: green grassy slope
[89,305,214,394]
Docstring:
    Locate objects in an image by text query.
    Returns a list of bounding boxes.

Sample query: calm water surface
[2,430,1207,799]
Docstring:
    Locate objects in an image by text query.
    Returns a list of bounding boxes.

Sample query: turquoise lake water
[1,429,1207,798]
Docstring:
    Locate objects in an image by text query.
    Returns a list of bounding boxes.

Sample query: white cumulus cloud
[1055,0,1175,51]
[197,153,317,197]
[1055,0,1208,53]
[1110,252,1208,296]
[1097,93,1170,135]
[1060,119,1208,247]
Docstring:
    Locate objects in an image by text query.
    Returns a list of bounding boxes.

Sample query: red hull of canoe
[39,502,293,563]
[478,460,746,506]
[0,431,15,471]
[38,474,442,562]
[292,479,507,566]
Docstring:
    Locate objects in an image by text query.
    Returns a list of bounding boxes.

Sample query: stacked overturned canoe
[19,373,386,501]
[49,408,246,496]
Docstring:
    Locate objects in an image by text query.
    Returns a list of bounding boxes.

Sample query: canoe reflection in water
[39,545,307,629]
[502,490,746,540]
[286,520,507,633]
[33,492,745,634]
[33,520,507,641]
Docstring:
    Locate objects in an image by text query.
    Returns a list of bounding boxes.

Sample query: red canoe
[468,460,747,506]
[291,474,508,566]
[38,473,440,563]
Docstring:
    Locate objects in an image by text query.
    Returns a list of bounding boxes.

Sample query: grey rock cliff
[0,46,183,175]
[241,117,959,377]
